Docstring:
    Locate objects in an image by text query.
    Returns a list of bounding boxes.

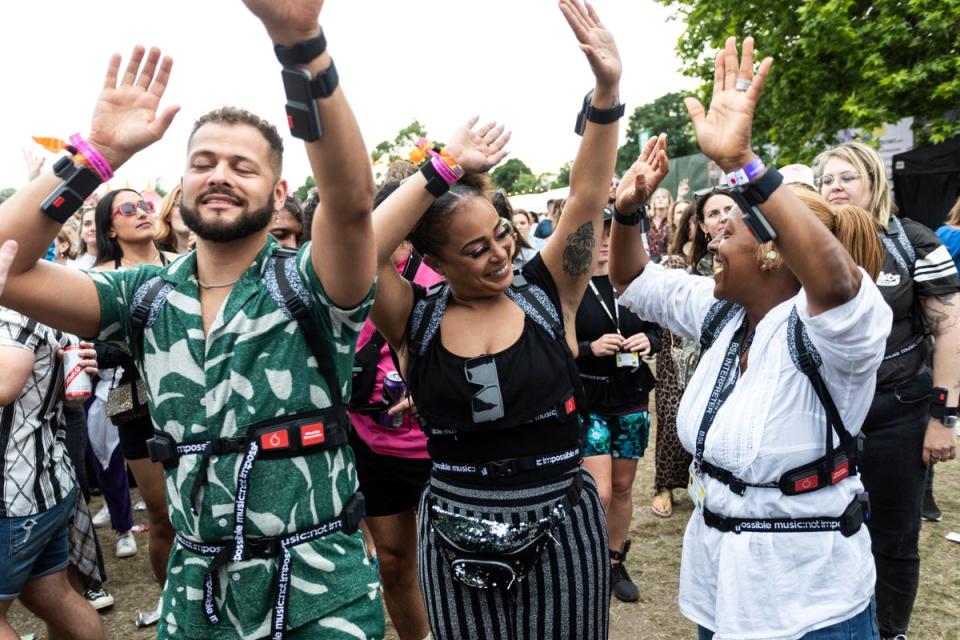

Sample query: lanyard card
[616,351,640,368]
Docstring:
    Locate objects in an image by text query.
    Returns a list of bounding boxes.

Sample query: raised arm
[243,0,375,309]
[0,47,178,337]
[540,0,622,315]
[684,37,861,314]
[608,134,669,293]
[369,119,510,351]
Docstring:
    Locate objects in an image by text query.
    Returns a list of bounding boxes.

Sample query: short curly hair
[188,106,284,176]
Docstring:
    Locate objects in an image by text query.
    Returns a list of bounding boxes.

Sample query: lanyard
[588,280,620,334]
[694,314,752,472]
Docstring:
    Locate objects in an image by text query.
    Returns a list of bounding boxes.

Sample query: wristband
[575,90,625,136]
[307,59,339,99]
[273,30,327,66]
[427,149,464,185]
[929,387,957,427]
[613,203,646,226]
[419,159,450,198]
[723,156,766,187]
[728,168,783,243]
[68,134,114,182]
[41,156,101,223]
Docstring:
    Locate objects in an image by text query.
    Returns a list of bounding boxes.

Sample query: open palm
[617,134,669,213]
[445,117,511,175]
[88,47,179,168]
[685,37,773,171]
[559,0,621,88]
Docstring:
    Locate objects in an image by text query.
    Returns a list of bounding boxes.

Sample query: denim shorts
[698,597,879,639]
[0,487,77,599]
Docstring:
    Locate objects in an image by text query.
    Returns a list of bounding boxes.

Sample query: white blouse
[620,263,891,640]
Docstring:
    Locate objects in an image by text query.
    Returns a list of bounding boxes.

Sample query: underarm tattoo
[562,222,596,277]
[923,293,960,335]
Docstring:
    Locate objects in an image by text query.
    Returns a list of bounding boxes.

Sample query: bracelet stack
[411,139,464,198]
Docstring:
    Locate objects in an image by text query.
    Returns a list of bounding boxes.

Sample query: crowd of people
[0,1,957,640]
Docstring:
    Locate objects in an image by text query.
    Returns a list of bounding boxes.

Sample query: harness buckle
[840,493,869,537]
[146,433,178,469]
[482,459,516,478]
[341,492,366,535]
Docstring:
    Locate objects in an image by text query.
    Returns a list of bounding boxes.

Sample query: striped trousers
[418,469,610,639]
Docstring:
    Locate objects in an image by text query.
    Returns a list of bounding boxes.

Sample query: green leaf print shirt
[87,237,382,639]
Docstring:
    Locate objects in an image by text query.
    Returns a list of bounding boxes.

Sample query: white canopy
[508,186,570,214]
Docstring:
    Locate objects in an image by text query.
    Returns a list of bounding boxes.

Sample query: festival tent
[892,135,960,231]
[508,186,569,214]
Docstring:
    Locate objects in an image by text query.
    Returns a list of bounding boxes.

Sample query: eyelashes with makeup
[468,224,514,259]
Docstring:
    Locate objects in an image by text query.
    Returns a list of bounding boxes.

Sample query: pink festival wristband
[428,150,463,185]
[69,134,114,182]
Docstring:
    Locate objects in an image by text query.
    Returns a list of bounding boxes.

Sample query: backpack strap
[130,276,176,360]
[504,273,563,339]
[880,216,916,276]
[699,300,742,351]
[368,251,422,354]
[270,247,345,408]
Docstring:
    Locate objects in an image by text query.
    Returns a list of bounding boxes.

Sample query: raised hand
[677,178,690,200]
[22,149,45,181]
[684,37,773,172]
[88,47,179,170]
[445,117,511,175]
[616,134,669,213]
[241,0,324,44]
[558,0,622,90]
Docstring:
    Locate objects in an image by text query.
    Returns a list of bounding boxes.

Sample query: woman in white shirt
[609,38,891,639]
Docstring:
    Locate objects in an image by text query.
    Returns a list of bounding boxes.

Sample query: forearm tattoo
[562,222,596,277]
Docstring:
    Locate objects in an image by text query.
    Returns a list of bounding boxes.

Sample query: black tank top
[406,255,581,477]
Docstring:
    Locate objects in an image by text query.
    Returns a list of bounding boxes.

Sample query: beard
[180,189,274,243]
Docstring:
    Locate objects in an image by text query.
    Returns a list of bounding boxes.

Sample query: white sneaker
[92,505,110,528]
[115,531,138,558]
[83,587,115,611]
[135,598,162,627]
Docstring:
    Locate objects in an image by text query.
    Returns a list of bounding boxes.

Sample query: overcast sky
[0,0,695,192]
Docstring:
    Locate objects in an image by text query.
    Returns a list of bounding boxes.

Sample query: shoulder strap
[408,282,447,357]
[881,217,916,276]
[130,277,172,360]
[506,273,563,338]
[700,300,741,351]
[272,248,344,408]
[366,251,423,354]
[789,309,850,452]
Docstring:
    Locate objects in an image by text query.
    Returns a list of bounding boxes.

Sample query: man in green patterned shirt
[0,1,385,638]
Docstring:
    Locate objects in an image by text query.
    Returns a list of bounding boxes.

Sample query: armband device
[574,89,625,136]
[40,156,101,224]
[930,387,958,428]
[612,203,647,226]
[275,30,339,142]
[728,163,782,244]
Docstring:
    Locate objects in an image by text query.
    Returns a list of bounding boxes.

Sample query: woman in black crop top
[367,4,664,637]
[575,207,661,603]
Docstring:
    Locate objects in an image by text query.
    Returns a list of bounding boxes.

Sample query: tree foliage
[371,120,429,164]
[657,0,960,162]
[294,175,316,201]
[551,162,572,189]
[617,92,698,175]
[491,158,538,194]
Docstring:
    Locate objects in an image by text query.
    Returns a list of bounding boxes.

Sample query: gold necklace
[197,277,241,289]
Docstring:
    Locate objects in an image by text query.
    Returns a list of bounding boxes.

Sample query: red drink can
[63,346,93,400]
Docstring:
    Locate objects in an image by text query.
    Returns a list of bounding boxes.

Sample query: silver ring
[735,79,752,92]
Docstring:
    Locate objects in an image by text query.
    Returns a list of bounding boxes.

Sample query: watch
[929,386,957,427]
[574,90,625,136]
[613,203,647,226]
[273,30,327,66]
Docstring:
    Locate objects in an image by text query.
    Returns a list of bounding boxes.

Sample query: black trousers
[861,371,931,638]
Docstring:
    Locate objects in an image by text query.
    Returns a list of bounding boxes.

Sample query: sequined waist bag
[428,471,584,590]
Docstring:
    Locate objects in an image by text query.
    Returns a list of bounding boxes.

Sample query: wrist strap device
[273,30,327,66]
[930,387,958,427]
[280,61,338,142]
[419,159,450,198]
[575,90,625,136]
[613,203,647,226]
[728,167,783,243]
[40,156,101,224]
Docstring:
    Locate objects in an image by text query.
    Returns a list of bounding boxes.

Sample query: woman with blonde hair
[815,140,960,640]
[936,195,960,270]
[646,186,673,260]
[154,184,190,254]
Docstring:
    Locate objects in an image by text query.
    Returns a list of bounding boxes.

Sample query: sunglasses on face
[112,201,155,218]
